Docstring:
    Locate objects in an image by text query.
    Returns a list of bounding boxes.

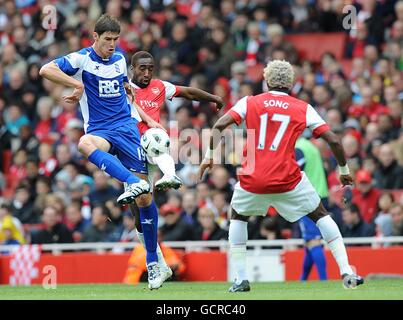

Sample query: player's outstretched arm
[320,130,354,186]
[177,87,224,110]
[136,103,166,131]
[125,83,166,131]
[39,62,84,103]
[198,113,236,180]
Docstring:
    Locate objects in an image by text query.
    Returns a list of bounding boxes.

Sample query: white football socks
[229,219,248,285]
[316,215,354,276]
[136,230,169,270]
[152,153,176,177]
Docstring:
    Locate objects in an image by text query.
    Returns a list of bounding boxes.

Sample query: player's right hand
[198,158,213,181]
[147,119,167,132]
[340,174,354,186]
[63,84,84,103]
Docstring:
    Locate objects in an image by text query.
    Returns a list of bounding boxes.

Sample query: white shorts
[230,172,321,222]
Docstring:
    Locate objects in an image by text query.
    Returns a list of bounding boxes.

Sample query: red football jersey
[228,91,330,194]
[129,79,180,134]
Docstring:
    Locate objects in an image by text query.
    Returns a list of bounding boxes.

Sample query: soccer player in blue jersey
[295,137,328,281]
[39,15,164,289]
[298,216,328,280]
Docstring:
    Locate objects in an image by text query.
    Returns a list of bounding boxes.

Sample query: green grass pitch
[0,279,403,300]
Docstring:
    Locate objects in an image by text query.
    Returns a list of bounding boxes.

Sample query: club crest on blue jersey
[114,63,120,73]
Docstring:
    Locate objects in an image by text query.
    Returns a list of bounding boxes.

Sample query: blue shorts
[90,120,147,174]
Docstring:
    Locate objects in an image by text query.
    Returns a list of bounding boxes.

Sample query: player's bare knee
[135,193,152,208]
[78,135,95,156]
[231,209,248,222]
[307,203,329,223]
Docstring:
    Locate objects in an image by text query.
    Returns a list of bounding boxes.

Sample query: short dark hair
[0,203,12,213]
[94,14,120,36]
[36,175,51,186]
[202,41,220,57]
[131,51,154,66]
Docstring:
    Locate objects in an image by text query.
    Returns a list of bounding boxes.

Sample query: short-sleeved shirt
[228,91,330,194]
[129,79,180,134]
[54,47,132,133]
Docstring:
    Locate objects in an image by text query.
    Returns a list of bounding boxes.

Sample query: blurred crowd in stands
[0,0,402,247]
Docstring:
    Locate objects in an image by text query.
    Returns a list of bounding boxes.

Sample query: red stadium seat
[247,63,264,82]
[1,187,15,199]
[2,150,12,175]
[149,12,166,27]
[391,190,403,203]
[284,32,347,63]
[340,59,353,77]
[2,174,18,199]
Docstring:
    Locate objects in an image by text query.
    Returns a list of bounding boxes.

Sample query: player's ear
[93,32,99,42]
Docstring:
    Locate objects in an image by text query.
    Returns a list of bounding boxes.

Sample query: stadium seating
[284,32,347,63]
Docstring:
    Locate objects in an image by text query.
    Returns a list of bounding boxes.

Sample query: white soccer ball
[141,128,170,157]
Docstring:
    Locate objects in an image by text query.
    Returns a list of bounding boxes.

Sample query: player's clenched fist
[213,95,225,110]
[339,174,354,186]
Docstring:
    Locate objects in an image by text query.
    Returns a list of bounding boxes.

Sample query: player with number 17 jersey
[199,60,363,293]
[228,91,330,194]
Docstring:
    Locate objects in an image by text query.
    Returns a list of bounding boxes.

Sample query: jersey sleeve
[306,104,330,138]
[54,51,85,76]
[295,148,306,170]
[123,60,129,83]
[162,81,180,101]
[127,98,142,122]
[227,96,248,125]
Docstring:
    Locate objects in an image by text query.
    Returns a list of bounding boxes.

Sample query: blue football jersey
[54,47,132,133]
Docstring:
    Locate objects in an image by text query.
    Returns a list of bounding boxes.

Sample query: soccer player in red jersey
[199,60,364,292]
[129,51,224,191]
[127,51,224,284]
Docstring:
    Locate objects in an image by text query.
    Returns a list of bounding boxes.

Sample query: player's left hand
[214,95,224,110]
[340,174,354,186]
[198,158,213,181]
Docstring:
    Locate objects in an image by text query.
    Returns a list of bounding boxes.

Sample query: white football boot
[147,262,164,290]
[160,264,173,283]
[342,273,365,289]
[117,179,150,205]
[155,175,182,191]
